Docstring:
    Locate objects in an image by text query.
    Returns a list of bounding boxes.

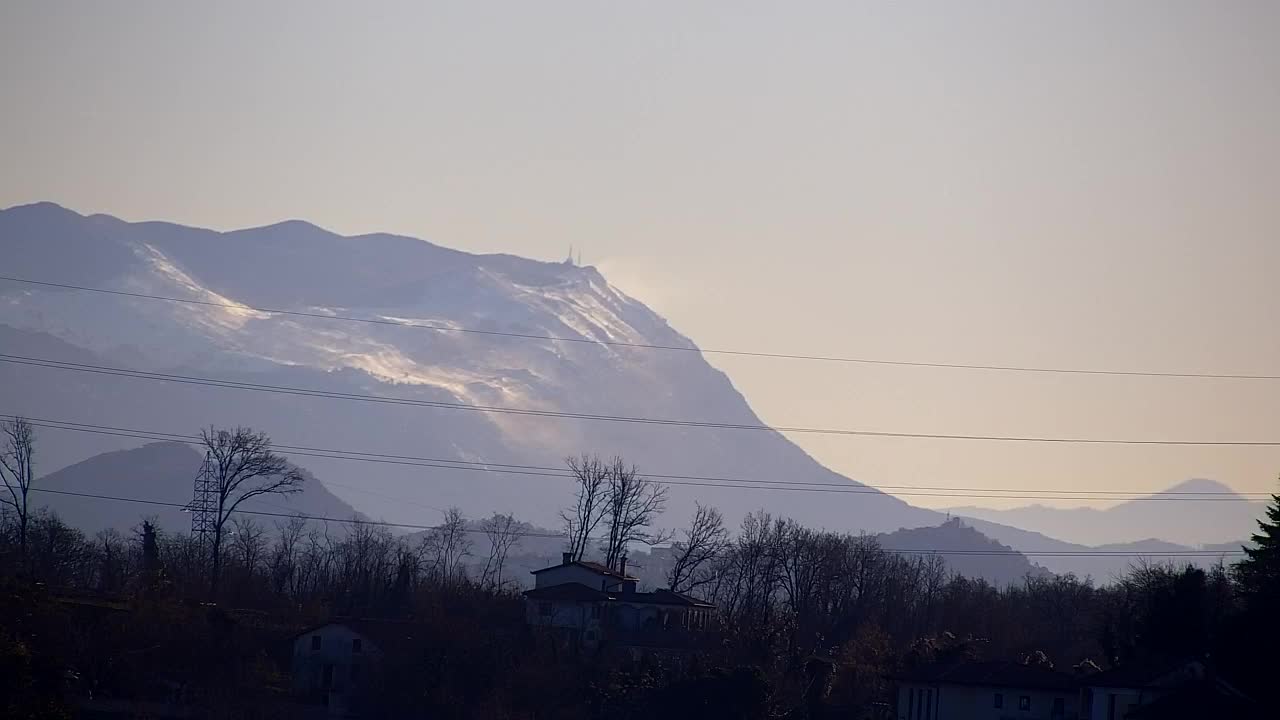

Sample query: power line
[5,353,1280,446]
[7,415,1272,502]
[2,275,1274,381]
[21,486,1247,557]
[15,415,1274,497]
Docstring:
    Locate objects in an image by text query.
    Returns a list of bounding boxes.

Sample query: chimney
[620,554,637,594]
[562,552,573,566]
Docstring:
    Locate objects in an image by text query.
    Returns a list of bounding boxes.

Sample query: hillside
[875,518,1049,585]
[0,202,942,535]
[29,442,363,535]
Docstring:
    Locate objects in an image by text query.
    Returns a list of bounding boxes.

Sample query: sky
[2,1,1279,509]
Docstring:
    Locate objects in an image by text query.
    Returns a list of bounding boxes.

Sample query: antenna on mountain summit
[566,244,575,266]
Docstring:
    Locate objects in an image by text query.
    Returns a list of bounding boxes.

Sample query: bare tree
[95,528,128,593]
[268,516,306,596]
[667,503,728,594]
[480,512,525,590]
[560,454,610,562]
[600,457,670,572]
[423,507,472,585]
[230,516,267,579]
[200,426,304,597]
[0,417,36,566]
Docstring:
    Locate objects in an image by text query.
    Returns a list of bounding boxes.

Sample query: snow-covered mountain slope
[1,201,943,533]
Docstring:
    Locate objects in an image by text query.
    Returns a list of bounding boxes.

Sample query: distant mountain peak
[1161,478,1240,497]
[2,200,80,218]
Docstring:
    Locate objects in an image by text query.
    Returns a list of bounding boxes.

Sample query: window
[310,635,321,651]
[352,638,362,654]
[539,602,553,617]
[590,605,601,619]
[994,693,1004,709]
[350,664,361,682]
[907,686,914,719]
[1052,697,1065,717]
[1019,695,1032,711]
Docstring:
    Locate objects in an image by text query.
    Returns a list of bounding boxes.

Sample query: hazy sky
[3,1,1279,508]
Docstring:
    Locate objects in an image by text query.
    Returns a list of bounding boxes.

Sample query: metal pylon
[189,452,218,549]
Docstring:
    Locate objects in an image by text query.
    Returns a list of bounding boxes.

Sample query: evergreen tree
[1234,488,1280,602]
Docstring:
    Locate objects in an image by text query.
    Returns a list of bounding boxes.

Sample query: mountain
[0,201,943,535]
[956,515,1247,582]
[945,479,1265,546]
[29,442,363,535]
[875,518,1049,586]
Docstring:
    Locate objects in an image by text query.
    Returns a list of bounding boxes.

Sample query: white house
[523,553,715,648]
[895,661,1079,720]
[1079,660,1203,720]
[1079,659,1256,720]
[291,620,421,715]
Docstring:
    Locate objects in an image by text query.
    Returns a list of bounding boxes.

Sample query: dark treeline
[2,428,1279,718]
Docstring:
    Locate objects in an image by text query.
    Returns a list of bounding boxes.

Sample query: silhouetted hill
[32,442,363,535]
[875,518,1049,585]
[958,516,1249,582]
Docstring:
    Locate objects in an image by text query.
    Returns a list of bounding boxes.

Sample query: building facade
[896,661,1079,720]
[523,554,715,649]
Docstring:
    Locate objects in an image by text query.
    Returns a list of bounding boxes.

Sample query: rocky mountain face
[0,202,942,534]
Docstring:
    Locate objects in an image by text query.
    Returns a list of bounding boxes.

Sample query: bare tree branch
[0,417,36,564]
[200,425,304,597]
[667,503,728,593]
[600,456,669,572]
[480,512,525,590]
[560,454,609,562]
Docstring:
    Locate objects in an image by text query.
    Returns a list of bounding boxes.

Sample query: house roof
[524,583,611,602]
[623,588,715,608]
[898,661,1077,692]
[1125,680,1257,719]
[530,560,638,580]
[523,582,715,608]
[291,618,430,657]
[1084,659,1203,689]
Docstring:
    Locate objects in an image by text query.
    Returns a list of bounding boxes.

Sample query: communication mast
[188,452,218,549]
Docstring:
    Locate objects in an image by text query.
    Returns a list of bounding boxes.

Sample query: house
[895,661,1080,720]
[523,553,716,649]
[291,620,423,715]
[1080,659,1257,720]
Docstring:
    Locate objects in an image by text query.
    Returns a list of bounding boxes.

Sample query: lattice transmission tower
[188,451,218,550]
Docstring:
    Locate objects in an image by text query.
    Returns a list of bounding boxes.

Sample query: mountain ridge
[0,202,942,536]
[946,478,1264,546]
